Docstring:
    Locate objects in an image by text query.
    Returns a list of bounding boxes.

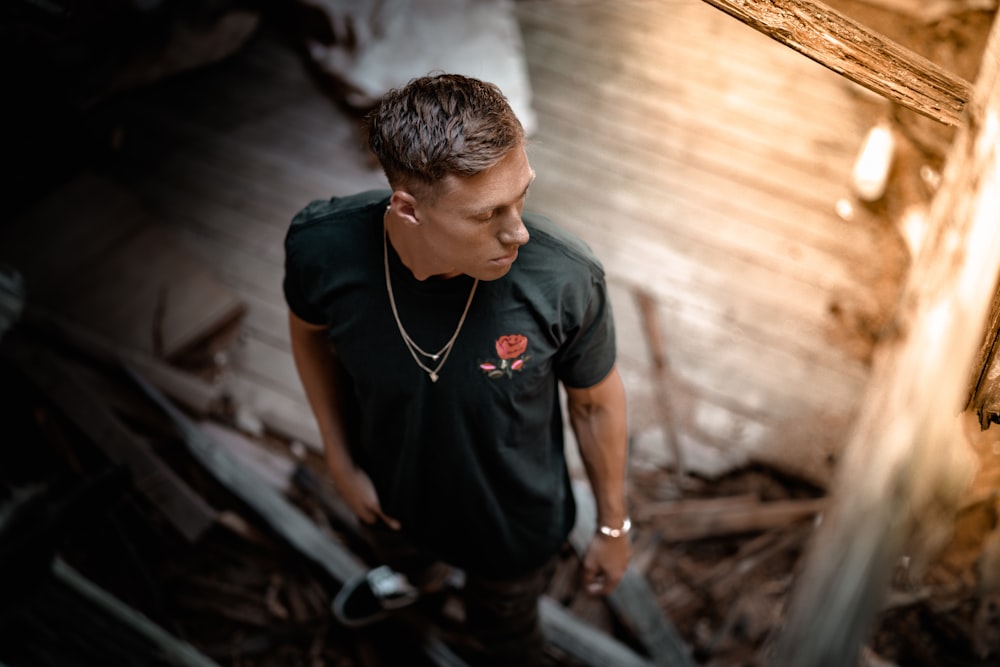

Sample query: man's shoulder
[522,211,605,278]
[289,189,390,231]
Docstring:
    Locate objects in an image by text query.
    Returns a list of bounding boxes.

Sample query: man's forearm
[567,367,630,527]
[287,310,355,481]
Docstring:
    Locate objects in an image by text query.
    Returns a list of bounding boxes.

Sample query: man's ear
[390,191,420,225]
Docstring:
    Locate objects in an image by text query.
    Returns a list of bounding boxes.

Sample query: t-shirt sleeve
[555,271,617,389]
[283,214,329,326]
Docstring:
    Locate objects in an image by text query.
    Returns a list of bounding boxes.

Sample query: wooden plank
[290,463,360,535]
[517,49,868,254]
[519,1,864,115]
[0,172,146,296]
[2,334,218,542]
[533,169,871,372]
[234,292,292,349]
[526,105,868,283]
[524,67,857,229]
[529,161,869,394]
[230,335,303,398]
[127,172,289,264]
[635,496,829,542]
[634,289,685,478]
[125,364,366,584]
[515,17,878,261]
[521,5,866,149]
[224,373,321,450]
[772,12,1000,666]
[697,0,972,125]
[119,143,314,224]
[198,421,296,494]
[170,226,285,301]
[50,222,246,360]
[51,559,223,667]
[26,307,226,417]
[569,480,696,667]
[539,597,658,667]
[7,172,247,361]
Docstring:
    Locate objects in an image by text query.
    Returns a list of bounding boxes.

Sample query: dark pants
[360,521,558,667]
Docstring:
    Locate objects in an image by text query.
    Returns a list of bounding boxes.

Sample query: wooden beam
[49,559,224,667]
[124,366,367,584]
[635,495,829,542]
[699,0,973,125]
[771,12,1000,666]
[539,597,658,667]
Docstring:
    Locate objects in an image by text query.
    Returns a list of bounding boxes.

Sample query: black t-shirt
[283,190,616,577]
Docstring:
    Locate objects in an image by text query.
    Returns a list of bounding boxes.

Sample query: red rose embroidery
[481,334,531,379]
[495,334,528,360]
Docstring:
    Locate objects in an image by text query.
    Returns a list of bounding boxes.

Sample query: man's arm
[565,364,631,595]
[288,309,399,528]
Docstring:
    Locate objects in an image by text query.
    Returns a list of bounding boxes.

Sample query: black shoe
[332,565,420,628]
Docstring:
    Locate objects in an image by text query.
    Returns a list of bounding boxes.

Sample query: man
[284,73,630,666]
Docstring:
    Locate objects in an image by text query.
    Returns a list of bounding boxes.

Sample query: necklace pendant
[386,224,478,388]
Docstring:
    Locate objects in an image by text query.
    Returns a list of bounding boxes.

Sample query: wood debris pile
[3,289,1000,666]
[0,325,357,666]
[627,469,823,666]
[624,421,1000,667]
[0,310,687,667]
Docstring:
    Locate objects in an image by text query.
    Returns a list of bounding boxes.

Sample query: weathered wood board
[1,172,245,361]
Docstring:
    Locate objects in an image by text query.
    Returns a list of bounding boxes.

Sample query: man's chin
[477,264,515,281]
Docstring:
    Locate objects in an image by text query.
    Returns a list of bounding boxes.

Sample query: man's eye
[477,211,496,222]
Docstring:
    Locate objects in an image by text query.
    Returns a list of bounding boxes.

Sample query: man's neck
[384,212,459,281]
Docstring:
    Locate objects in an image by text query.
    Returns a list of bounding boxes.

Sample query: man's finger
[379,512,402,530]
[585,572,607,595]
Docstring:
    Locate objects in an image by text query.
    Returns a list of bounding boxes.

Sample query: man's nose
[499,214,530,247]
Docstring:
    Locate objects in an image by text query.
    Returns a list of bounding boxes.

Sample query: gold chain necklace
[383,217,478,382]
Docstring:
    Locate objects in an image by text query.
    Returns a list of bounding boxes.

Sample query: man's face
[414,145,534,281]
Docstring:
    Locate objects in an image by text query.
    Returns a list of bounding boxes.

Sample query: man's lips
[491,250,518,266]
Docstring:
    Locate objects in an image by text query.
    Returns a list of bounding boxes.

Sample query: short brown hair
[364,73,524,197]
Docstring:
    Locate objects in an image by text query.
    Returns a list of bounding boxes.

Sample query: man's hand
[582,532,631,595]
[288,310,401,531]
[565,366,632,595]
[333,465,401,530]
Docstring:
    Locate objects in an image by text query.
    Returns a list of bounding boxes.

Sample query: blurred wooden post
[634,289,686,478]
[771,14,1000,667]
[699,0,972,126]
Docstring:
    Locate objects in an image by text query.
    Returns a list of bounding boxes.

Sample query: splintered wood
[699,0,972,125]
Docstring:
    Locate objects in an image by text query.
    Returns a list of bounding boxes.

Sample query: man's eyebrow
[521,172,537,197]
[470,173,536,216]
